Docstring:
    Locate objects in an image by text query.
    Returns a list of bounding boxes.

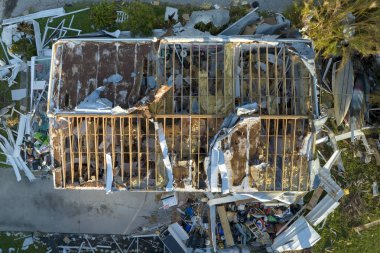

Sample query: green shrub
[121,2,155,37]
[229,5,250,24]
[90,1,117,30]
[283,1,304,28]
[9,38,36,58]
[194,22,227,35]
[301,0,380,62]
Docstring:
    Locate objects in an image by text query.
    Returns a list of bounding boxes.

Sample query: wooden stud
[146,118,149,190]
[103,117,107,185]
[274,47,278,114]
[290,119,297,190]
[273,119,278,190]
[128,117,133,189]
[77,117,83,181]
[68,118,74,184]
[120,117,125,182]
[59,129,66,188]
[94,117,99,185]
[257,45,261,114]
[85,117,91,181]
[282,47,287,115]
[266,45,270,115]
[249,44,253,103]
[111,117,116,174]
[137,117,141,189]
[282,119,287,191]
[265,119,270,190]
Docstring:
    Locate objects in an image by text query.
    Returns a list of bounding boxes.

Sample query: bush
[90,1,117,30]
[121,2,155,37]
[194,22,226,35]
[283,1,304,28]
[9,38,36,58]
[301,0,380,62]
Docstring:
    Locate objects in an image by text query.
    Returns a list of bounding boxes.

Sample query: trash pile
[214,201,301,250]
[177,198,211,250]
[0,103,54,181]
[163,3,296,38]
[0,7,89,181]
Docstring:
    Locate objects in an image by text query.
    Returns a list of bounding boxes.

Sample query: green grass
[313,140,380,252]
[0,232,47,252]
[37,2,96,41]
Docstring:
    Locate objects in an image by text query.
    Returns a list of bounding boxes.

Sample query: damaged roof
[47,37,317,192]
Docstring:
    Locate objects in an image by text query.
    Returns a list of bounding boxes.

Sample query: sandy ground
[0,0,293,20]
[0,168,187,234]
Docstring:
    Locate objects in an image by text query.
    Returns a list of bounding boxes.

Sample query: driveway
[0,168,183,234]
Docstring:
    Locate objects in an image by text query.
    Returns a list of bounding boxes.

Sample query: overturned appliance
[46,36,319,193]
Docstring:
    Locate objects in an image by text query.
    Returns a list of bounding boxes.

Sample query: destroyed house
[47,37,319,193]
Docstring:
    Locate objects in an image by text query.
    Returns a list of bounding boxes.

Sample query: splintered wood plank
[306,186,324,210]
[217,205,235,247]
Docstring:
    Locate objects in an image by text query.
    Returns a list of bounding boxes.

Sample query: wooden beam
[120,118,124,181]
[85,117,91,181]
[59,129,66,188]
[137,117,141,188]
[128,117,133,189]
[68,118,74,184]
[306,186,324,210]
[94,117,99,185]
[217,205,235,247]
[77,117,82,181]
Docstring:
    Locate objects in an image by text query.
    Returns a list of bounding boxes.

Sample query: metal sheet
[2,8,65,25]
[270,216,321,252]
[332,60,354,125]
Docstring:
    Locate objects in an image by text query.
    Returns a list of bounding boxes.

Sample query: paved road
[0,0,293,20]
[0,168,182,234]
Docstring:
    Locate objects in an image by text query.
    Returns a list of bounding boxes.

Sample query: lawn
[313,134,380,253]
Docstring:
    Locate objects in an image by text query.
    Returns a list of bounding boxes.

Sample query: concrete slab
[0,168,185,234]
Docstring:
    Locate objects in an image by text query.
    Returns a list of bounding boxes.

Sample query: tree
[90,1,117,30]
[301,0,380,63]
[121,2,155,37]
